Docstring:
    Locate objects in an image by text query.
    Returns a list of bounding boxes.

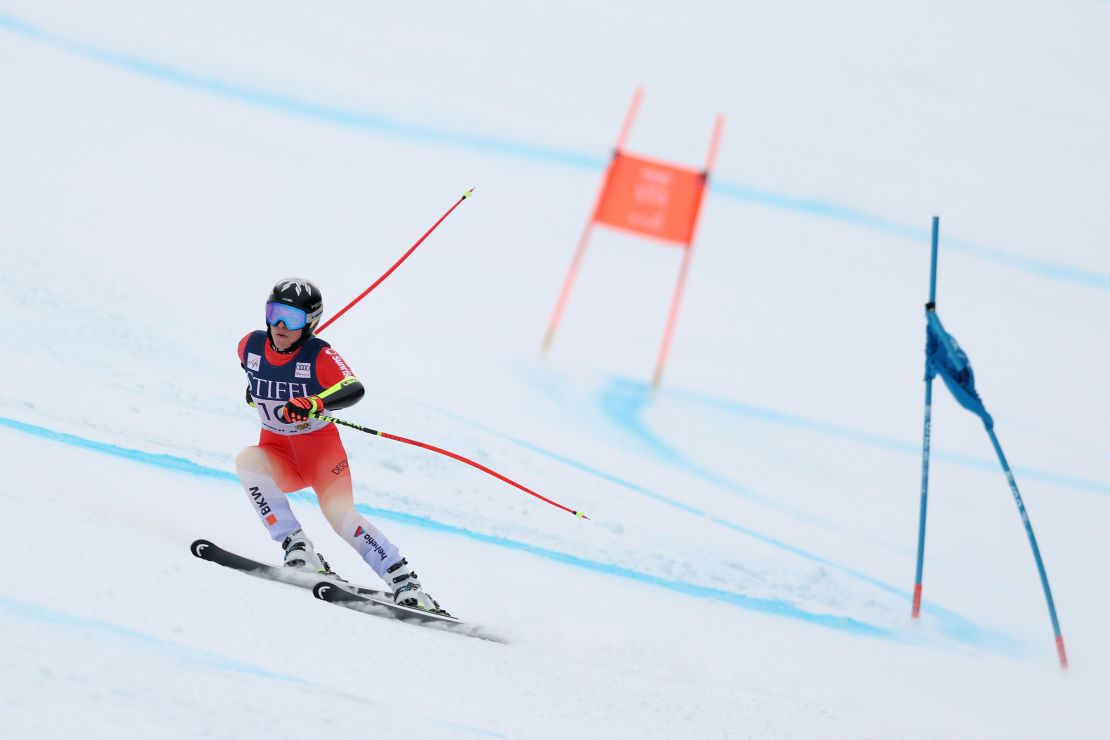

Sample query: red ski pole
[311,411,589,520]
[317,187,475,335]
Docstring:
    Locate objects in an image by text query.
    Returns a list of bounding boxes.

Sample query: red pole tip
[1056,636,1069,670]
[911,583,923,619]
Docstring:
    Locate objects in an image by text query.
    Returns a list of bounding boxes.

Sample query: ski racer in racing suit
[234,277,442,613]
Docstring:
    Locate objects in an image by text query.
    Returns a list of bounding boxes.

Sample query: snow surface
[2,1,1109,737]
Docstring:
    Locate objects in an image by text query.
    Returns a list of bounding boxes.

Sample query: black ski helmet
[266,278,323,344]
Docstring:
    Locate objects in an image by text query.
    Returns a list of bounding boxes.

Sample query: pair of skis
[190,539,461,627]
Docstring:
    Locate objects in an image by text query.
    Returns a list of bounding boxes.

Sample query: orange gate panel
[593,153,706,246]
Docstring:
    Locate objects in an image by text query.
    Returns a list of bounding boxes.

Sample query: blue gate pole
[984,427,1069,669]
[912,216,940,619]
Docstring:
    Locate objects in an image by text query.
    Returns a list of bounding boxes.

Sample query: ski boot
[387,558,448,615]
[282,529,340,578]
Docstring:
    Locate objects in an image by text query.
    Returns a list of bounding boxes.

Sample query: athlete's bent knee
[235,446,267,474]
[321,503,354,535]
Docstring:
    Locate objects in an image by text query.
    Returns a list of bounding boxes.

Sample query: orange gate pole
[541,89,643,355]
[651,114,725,389]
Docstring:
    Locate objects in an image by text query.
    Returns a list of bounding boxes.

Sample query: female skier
[234,277,443,613]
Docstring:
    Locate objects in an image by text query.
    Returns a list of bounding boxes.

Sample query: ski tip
[190,539,216,559]
[313,581,347,601]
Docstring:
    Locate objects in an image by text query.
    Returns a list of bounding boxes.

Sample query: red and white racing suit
[235,331,400,577]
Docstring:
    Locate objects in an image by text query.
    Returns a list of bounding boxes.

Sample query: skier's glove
[280,395,324,423]
[245,387,256,408]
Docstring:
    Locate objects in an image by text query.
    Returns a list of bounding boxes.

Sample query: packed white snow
[2,1,1108,737]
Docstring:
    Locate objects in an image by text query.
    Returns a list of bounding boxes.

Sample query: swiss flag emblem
[354,526,364,537]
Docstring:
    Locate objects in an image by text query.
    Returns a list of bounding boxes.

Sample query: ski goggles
[265,301,308,330]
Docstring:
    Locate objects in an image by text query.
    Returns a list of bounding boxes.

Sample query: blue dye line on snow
[2,415,898,640]
[600,382,846,525]
[713,181,928,243]
[0,12,603,172]
[660,382,1110,496]
[0,593,509,738]
[704,515,1015,652]
[0,593,502,740]
[2,11,1109,292]
[596,378,842,528]
[353,494,1010,650]
[0,594,309,684]
[420,411,851,547]
[387,404,1013,650]
[566,375,1108,498]
[293,493,893,639]
[714,182,1110,292]
[416,404,706,516]
[421,392,1015,650]
[0,416,233,481]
